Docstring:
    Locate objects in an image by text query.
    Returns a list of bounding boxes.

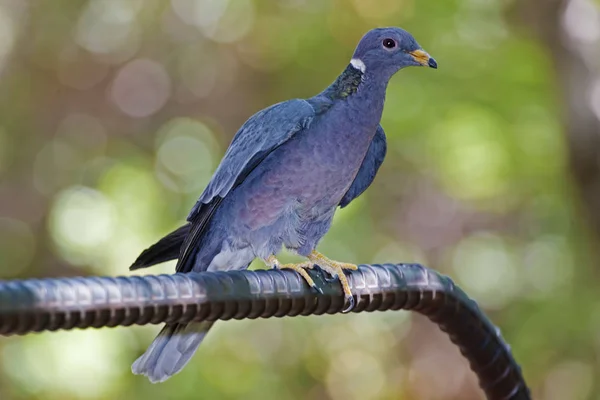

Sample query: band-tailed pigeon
[130,27,437,383]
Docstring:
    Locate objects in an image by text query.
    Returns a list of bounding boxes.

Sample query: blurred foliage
[0,0,600,399]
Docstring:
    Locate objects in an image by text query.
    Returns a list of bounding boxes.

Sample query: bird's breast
[235,104,381,230]
[286,117,377,202]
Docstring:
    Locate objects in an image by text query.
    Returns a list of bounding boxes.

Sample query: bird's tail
[129,223,211,383]
[132,321,214,383]
[129,224,191,270]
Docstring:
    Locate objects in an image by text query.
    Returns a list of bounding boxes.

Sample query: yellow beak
[409,49,437,68]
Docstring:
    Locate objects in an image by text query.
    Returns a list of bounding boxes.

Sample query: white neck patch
[350,58,366,73]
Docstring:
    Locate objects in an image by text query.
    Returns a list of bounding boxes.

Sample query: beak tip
[428,57,438,69]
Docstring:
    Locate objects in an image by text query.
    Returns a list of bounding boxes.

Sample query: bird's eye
[382,38,397,49]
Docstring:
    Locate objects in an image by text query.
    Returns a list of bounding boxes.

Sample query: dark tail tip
[129,224,191,270]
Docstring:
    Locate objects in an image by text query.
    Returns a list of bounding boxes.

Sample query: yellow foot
[264,255,323,294]
[308,250,358,313]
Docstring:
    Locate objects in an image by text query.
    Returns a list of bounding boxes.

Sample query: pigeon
[130,27,437,383]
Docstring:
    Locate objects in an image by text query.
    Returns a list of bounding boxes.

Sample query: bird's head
[350,27,437,78]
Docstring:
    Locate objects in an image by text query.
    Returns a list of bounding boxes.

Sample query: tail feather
[130,224,191,270]
[130,206,223,382]
[132,321,214,383]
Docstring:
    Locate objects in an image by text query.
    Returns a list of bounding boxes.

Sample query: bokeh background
[0,0,599,399]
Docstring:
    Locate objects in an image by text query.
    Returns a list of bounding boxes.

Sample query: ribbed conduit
[0,263,530,400]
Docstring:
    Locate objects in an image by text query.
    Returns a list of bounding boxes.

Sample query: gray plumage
[130,27,437,383]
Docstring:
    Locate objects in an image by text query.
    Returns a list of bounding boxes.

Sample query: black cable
[0,263,530,399]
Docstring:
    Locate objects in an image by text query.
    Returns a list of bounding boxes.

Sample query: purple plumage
[130,27,437,383]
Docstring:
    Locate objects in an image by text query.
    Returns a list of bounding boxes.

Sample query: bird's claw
[264,253,356,310]
[308,251,357,312]
[312,265,338,283]
[342,295,355,313]
[264,256,319,292]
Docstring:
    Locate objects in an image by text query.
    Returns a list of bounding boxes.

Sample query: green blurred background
[1,0,600,399]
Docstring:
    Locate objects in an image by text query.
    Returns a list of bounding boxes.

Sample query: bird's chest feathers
[316,118,374,164]
[294,90,381,193]
[315,92,383,163]
[264,78,386,213]
[290,120,376,206]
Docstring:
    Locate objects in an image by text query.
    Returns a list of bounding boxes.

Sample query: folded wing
[339,124,387,208]
[175,99,316,272]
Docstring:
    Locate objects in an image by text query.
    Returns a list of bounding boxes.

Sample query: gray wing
[187,99,315,221]
[175,99,315,272]
[339,125,387,208]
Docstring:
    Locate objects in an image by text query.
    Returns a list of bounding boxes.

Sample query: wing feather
[187,99,315,221]
[175,99,316,272]
[339,124,387,208]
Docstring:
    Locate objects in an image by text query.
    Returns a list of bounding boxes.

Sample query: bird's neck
[322,64,364,100]
[311,63,388,128]
[322,63,389,104]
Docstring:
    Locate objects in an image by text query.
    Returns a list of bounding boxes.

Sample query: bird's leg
[263,255,322,294]
[307,250,358,313]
